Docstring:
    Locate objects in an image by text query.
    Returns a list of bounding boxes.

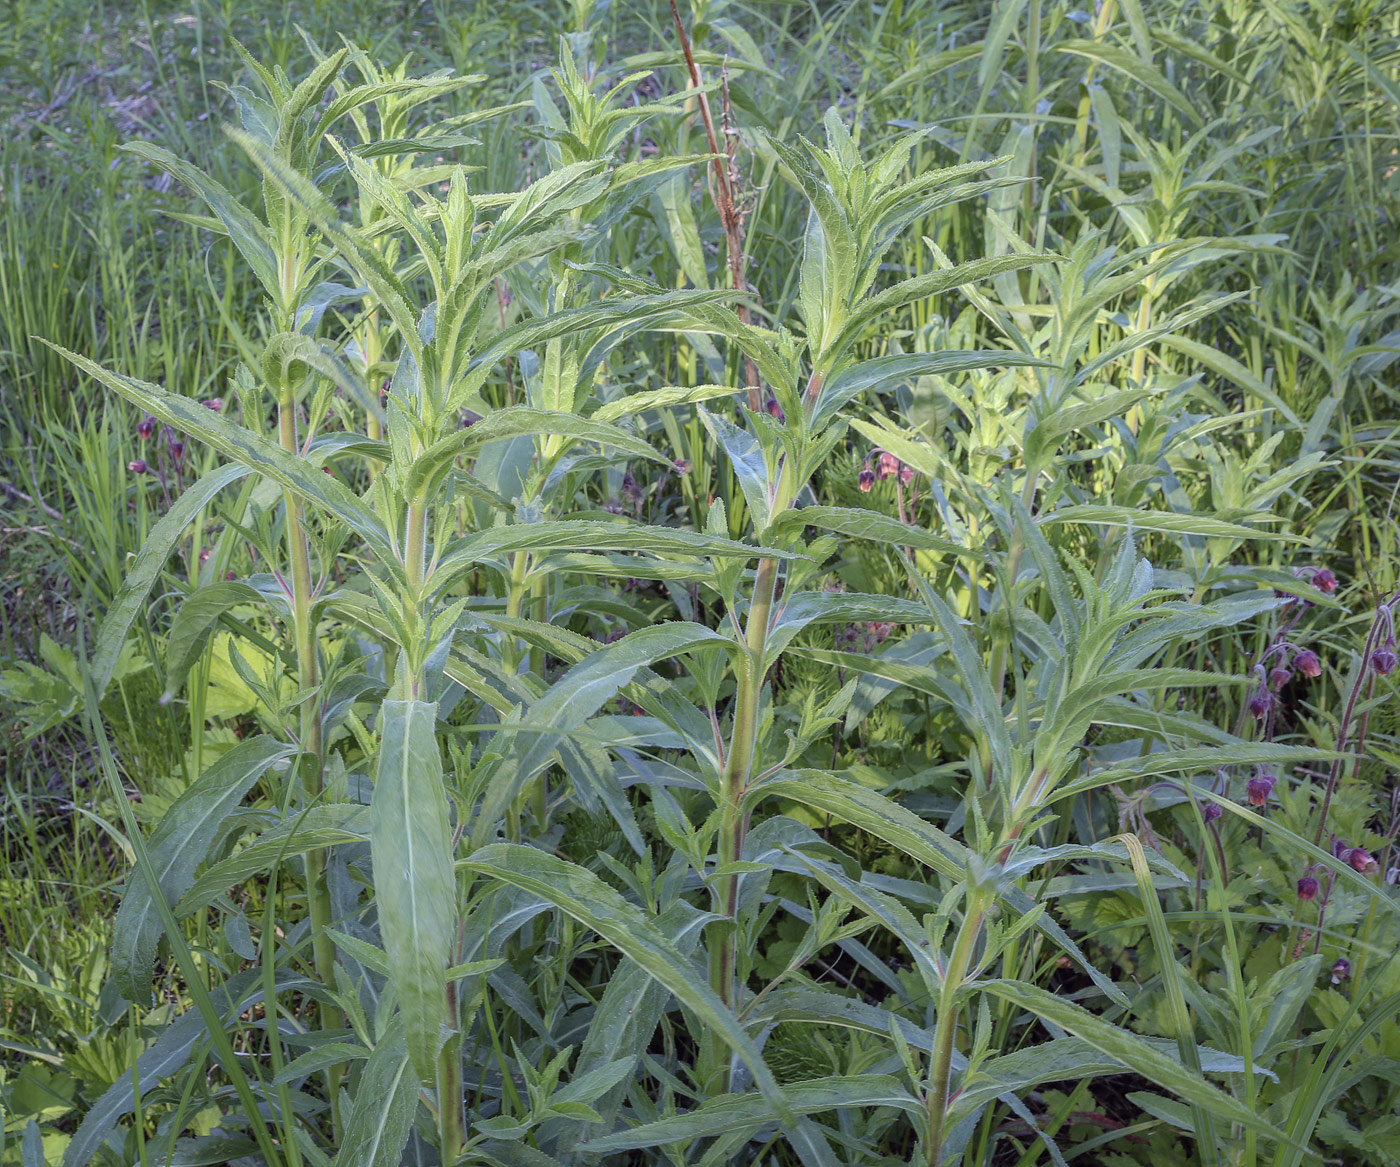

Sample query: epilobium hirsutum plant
[43,24,1400,1167]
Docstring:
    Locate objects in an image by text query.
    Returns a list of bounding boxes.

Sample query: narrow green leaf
[976,979,1291,1144]
[370,700,456,1083]
[90,464,246,699]
[113,736,293,1002]
[333,1022,418,1167]
[459,844,794,1125]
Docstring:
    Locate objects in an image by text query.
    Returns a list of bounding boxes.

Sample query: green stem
[436,980,465,1164]
[925,890,990,1166]
[278,391,340,1131]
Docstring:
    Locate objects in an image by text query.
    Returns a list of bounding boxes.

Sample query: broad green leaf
[333,1022,418,1167]
[370,700,456,1083]
[112,736,293,1002]
[592,384,740,423]
[1052,41,1201,123]
[459,844,794,1125]
[272,1042,370,1086]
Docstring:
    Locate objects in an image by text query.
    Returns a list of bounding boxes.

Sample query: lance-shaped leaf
[811,348,1053,429]
[976,979,1292,1146]
[39,342,399,569]
[459,844,794,1125]
[333,1021,419,1167]
[760,770,1128,1007]
[1039,503,1297,541]
[120,143,281,302]
[160,581,267,702]
[405,407,671,500]
[86,462,246,699]
[579,1074,920,1154]
[370,700,456,1082]
[112,736,293,1002]
[471,623,736,845]
[768,506,974,557]
[176,804,371,919]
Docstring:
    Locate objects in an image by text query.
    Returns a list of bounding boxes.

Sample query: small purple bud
[1269,667,1292,691]
[169,440,185,461]
[203,397,224,412]
[1332,837,1352,860]
[136,416,156,440]
[1313,569,1338,594]
[1372,647,1398,676]
[765,396,785,423]
[1247,771,1277,807]
[1294,649,1322,678]
[858,468,876,493]
[899,464,915,486]
[224,570,235,582]
[1247,687,1272,719]
[1347,846,1379,875]
[1202,802,1223,824]
[128,459,148,474]
[1297,875,1319,901]
[875,450,899,481]
[1331,957,1351,984]
[198,548,210,565]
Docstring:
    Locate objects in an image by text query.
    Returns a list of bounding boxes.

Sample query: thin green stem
[925,889,990,1166]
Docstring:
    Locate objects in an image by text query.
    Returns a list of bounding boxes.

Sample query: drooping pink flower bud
[128,459,148,474]
[1346,847,1379,874]
[1297,875,1319,901]
[1313,569,1337,593]
[203,397,224,411]
[858,468,876,493]
[1331,957,1351,984]
[875,450,900,480]
[1372,647,1398,676]
[1269,667,1292,691]
[136,415,156,440]
[1294,649,1322,678]
[1202,802,1222,824]
[1248,687,1272,719]
[169,440,184,461]
[1247,771,1277,807]
[899,464,915,486]
[765,396,785,423]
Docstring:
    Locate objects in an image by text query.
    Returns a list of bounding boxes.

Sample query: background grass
[3,0,1400,1163]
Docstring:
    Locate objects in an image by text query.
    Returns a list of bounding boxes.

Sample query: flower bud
[1346,846,1380,874]
[1313,568,1337,594]
[1332,837,1352,859]
[1247,687,1272,719]
[203,397,224,412]
[1372,647,1398,676]
[1331,957,1351,984]
[765,396,785,423]
[1202,802,1222,824]
[1269,666,1292,691]
[136,416,156,440]
[1247,771,1277,807]
[169,440,184,461]
[1297,875,1319,901]
[858,468,876,493]
[1294,649,1322,678]
[876,450,900,480]
[128,459,148,474]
